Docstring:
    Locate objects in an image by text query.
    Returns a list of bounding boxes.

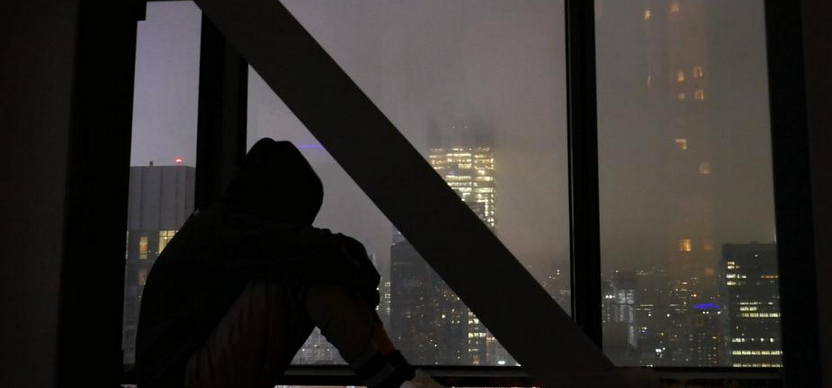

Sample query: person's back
[136,139,438,388]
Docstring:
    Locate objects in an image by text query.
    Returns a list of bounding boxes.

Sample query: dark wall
[803,1,832,386]
[0,1,80,387]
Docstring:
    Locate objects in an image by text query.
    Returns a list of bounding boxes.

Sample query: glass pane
[596,0,781,367]
[123,1,201,365]
[249,0,568,366]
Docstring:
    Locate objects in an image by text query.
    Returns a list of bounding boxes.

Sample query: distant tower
[123,165,195,364]
[390,130,513,365]
[389,233,443,364]
[427,145,495,228]
[722,243,782,367]
[689,302,724,366]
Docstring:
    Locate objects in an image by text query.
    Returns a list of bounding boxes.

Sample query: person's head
[223,138,323,225]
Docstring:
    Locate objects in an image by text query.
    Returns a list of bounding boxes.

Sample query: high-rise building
[723,243,782,367]
[688,302,724,366]
[602,271,638,365]
[390,233,442,364]
[390,141,514,366]
[123,165,195,364]
[596,1,732,368]
[631,268,671,367]
[427,146,495,228]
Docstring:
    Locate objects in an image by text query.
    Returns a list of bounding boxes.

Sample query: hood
[223,138,323,225]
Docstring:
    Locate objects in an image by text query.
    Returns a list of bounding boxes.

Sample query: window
[248,0,568,366]
[597,0,780,367]
[159,230,177,253]
[122,1,201,366]
[138,236,149,260]
[699,162,711,175]
[111,0,806,384]
[679,239,692,252]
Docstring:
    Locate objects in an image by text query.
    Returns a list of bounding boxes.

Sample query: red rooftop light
[175,158,184,165]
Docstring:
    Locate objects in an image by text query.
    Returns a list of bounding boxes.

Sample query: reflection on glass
[248,0,568,366]
[122,1,201,365]
[597,0,780,367]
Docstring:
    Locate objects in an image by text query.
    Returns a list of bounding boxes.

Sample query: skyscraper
[427,146,495,229]
[390,140,513,366]
[723,242,782,367]
[123,165,195,364]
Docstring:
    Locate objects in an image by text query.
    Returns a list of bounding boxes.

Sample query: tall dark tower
[389,232,442,364]
[390,128,514,365]
[635,0,718,285]
[722,243,782,367]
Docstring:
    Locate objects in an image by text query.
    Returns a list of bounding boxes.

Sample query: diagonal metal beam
[192,1,627,386]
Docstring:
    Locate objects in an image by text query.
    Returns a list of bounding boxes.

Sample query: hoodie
[135,139,380,387]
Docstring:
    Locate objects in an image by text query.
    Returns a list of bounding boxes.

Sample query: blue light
[693,303,720,310]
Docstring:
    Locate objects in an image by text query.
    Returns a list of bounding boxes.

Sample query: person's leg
[184,280,314,388]
[302,285,416,388]
[185,280,439,388]
[372,321,396,355]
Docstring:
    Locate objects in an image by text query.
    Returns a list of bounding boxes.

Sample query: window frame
[109,0,819,386]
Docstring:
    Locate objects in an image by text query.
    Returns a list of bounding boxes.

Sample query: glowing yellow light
[679,238,692,252]
[693,66,704,78]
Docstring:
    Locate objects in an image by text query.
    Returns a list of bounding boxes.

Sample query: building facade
[123,165,195,364]
[723,243,782,367]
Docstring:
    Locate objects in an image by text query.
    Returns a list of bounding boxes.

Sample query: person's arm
[182,206,379,294]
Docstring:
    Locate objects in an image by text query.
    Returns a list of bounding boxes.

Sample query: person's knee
[302,284,376,359]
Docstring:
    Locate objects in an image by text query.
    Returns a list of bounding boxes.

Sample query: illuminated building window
[139,236,149,260]
[647,75,652,88]
[670,1,680,13]
[679,238,692,252]
[699,162,712,175]
[695,88,706,100]
[676,70,686,83]
[675,138,688,150]
[693,66,704,78]
[677,92,686,101]
[644,8,651,20]
[159,230,176,253]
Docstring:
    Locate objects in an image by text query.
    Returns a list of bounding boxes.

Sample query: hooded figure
[136,139,383,387]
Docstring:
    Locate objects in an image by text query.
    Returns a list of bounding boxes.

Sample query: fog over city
[131,0,775,291]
